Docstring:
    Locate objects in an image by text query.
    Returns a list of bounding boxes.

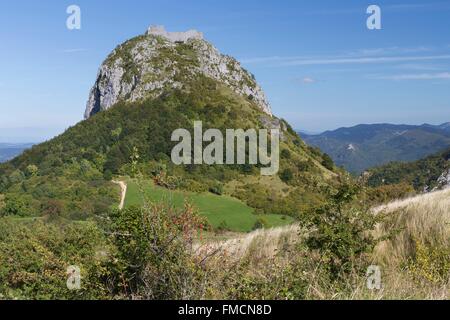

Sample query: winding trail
[112,180,127,210]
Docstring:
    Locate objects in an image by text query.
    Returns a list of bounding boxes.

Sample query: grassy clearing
[124,179,294,232]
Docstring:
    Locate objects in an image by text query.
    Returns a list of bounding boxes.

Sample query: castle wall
[147,25,203,43]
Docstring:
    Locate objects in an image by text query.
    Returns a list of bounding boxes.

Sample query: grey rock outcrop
[85,26,272,119]
[437,170,450,189]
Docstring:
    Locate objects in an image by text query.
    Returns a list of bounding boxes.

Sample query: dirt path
[112,180,127,210]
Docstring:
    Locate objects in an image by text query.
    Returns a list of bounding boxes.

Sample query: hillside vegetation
[0,76,338,223]
[2,179,447,299]
[367,147,450,191]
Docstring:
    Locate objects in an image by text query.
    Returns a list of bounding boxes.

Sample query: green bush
[108,201,208,299]
[280,168,294,183]
[103,170,113,181]
[305,180,382,278]
[209,183,224,196]
[321,153,334,171]
[1,194,30,217]
[0,218,111,299]
[252,217,269,230]
[281,149,291,159]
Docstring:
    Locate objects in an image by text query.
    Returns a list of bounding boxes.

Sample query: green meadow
[124,179,294,232]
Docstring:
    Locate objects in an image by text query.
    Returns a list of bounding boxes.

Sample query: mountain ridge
[300,122,450,173]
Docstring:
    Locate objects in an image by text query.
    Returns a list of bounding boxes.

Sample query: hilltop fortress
[146,25,204,43]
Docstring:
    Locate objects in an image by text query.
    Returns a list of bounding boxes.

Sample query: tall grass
[202,189,450,299]
[374,188,450,266]
[199,224,301,262]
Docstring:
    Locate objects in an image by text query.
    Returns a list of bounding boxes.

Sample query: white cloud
[301,77,316,84]
[370,72,450,80]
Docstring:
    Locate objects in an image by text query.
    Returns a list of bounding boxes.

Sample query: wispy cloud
[305,7,361,16]
[369,72,450,80]
[241,46,450,67]
[347,46,433,57]
[385,2,450,11]
[384,3,430,10]
[306,2,450,15]
[240,55,307,64]
[282,55,450,66]
[60,48,88,53]
[395,63,443,71]
[242,52,450,67]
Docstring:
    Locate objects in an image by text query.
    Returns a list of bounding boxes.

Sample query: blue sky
[1,0,450,142]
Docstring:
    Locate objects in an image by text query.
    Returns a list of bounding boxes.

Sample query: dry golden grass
[202,188,450,299]
[198,224,301,262]
[374,188,450,266]
[366,188,450,299]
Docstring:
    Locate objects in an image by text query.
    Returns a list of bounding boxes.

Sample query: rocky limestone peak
[84,26,272,119]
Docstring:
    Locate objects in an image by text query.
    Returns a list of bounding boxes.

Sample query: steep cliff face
[85,26,272,119]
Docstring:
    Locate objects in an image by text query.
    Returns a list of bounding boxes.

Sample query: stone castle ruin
[146,25,204,43]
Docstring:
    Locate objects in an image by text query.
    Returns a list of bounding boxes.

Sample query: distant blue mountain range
[0,143,34,163]
[299,122,450,173]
